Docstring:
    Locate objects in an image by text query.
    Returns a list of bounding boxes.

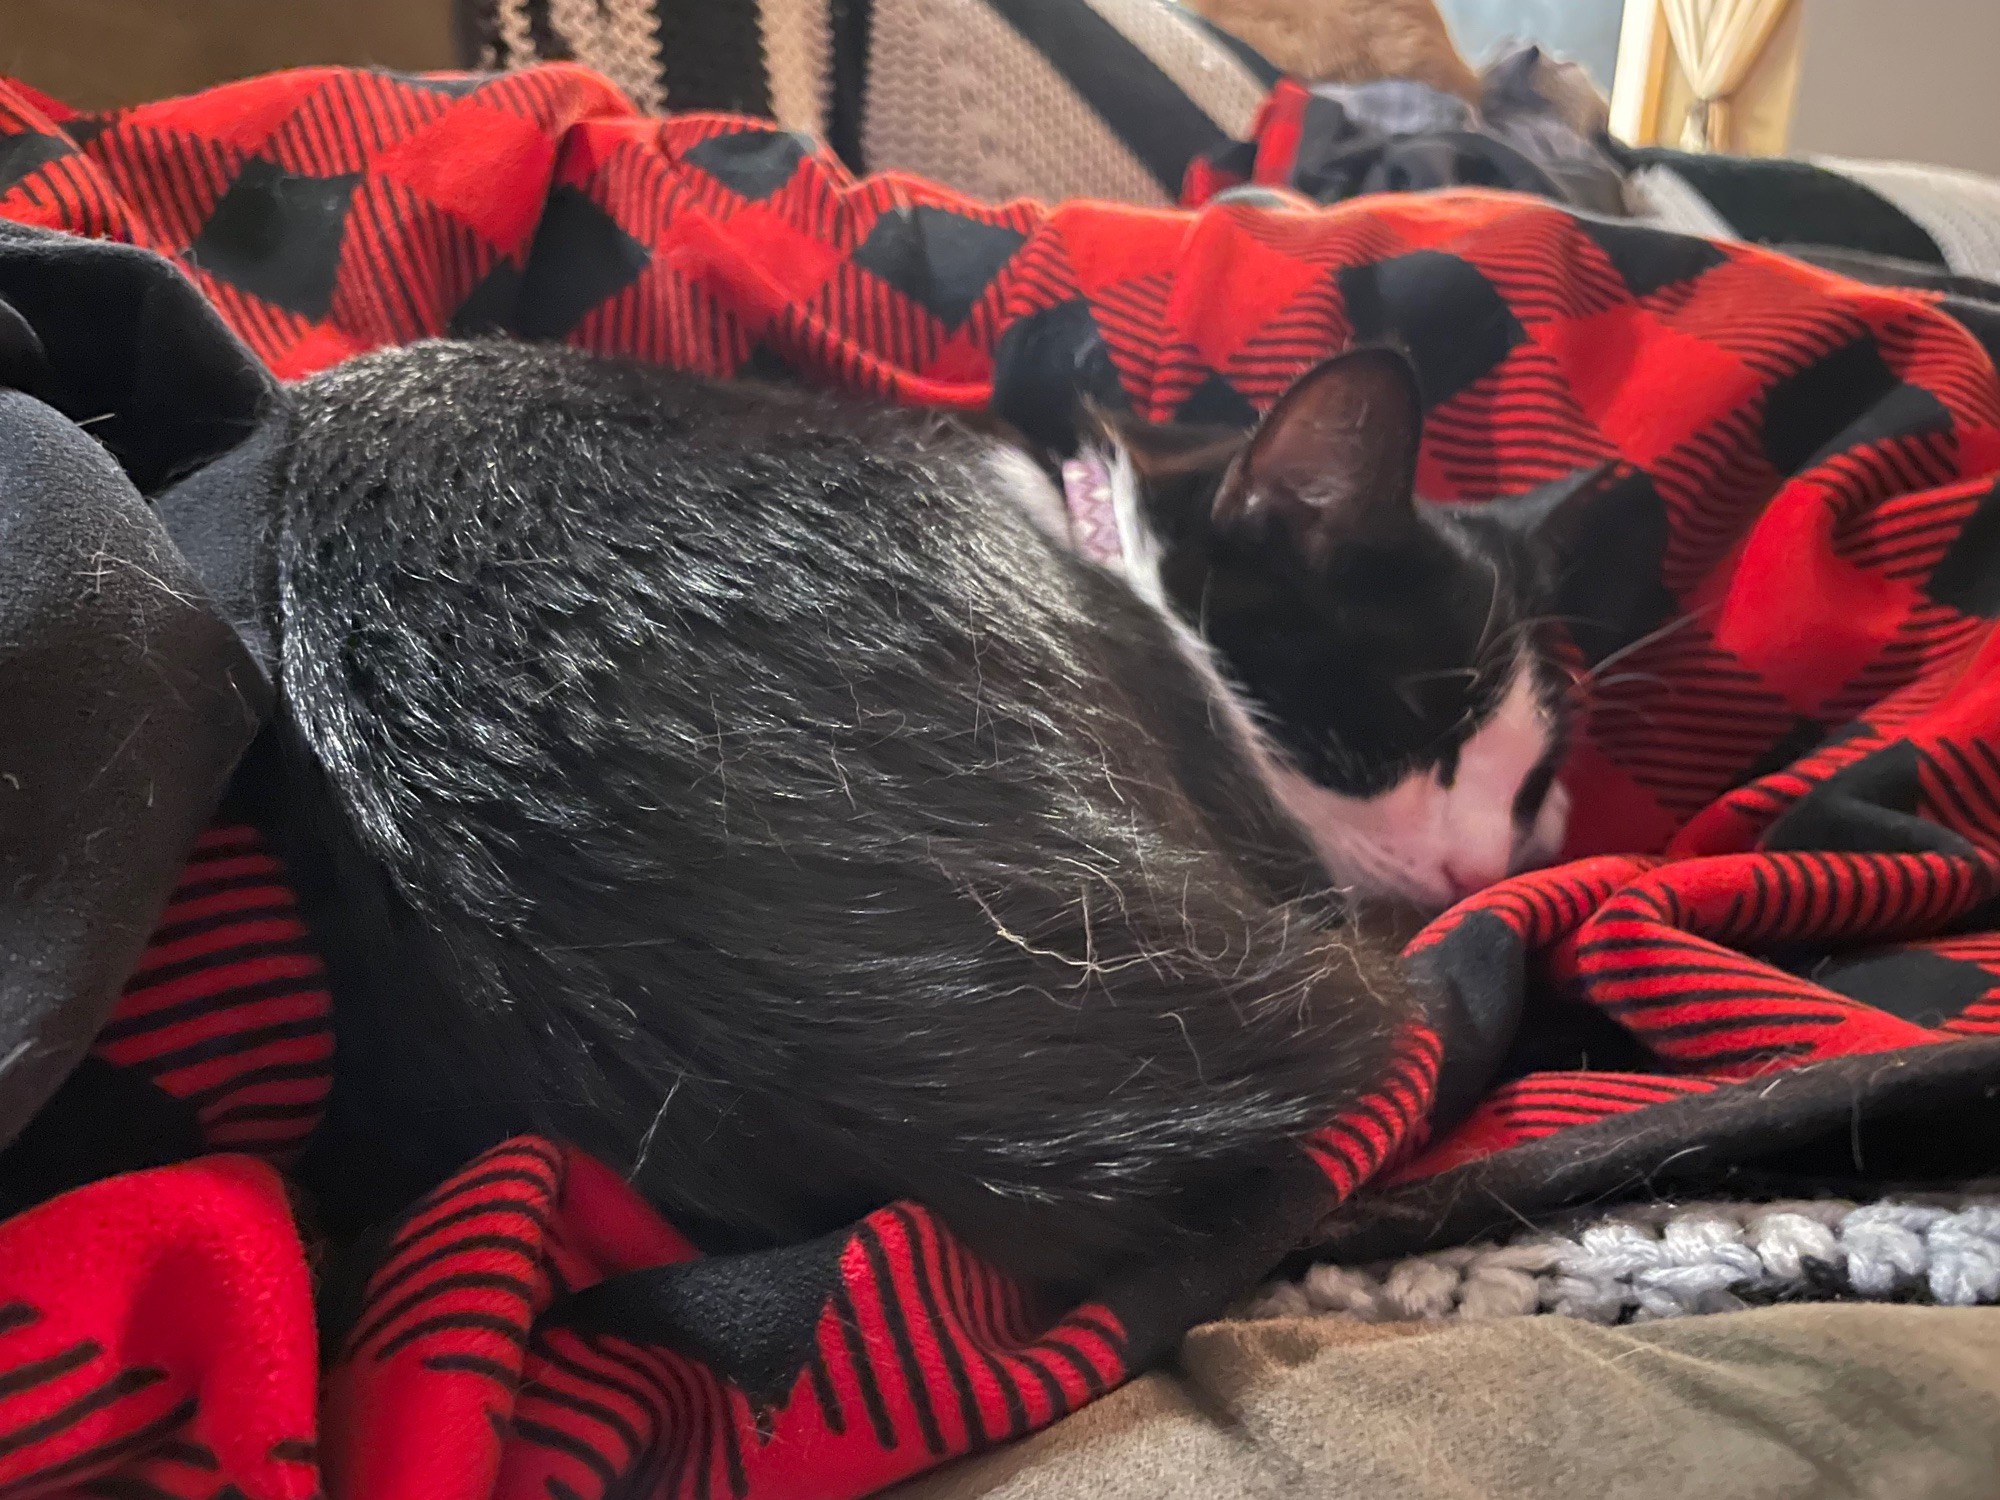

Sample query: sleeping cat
[269,340,1592,1287]
[269,339,1416,1289]
[1088,347,1580,912]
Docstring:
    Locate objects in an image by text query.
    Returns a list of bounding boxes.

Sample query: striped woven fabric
[1,60,1999,1500]
[458,0,1276,204]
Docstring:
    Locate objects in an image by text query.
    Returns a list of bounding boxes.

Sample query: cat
[263,338,1417,1290]
[1087,346,1584,913]
[1180,0,1483,104]
[1481,43,1610,143]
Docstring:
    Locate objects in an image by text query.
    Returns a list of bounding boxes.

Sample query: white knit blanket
[1248,1194,2000,1325]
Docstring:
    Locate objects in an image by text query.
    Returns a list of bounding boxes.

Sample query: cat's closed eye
[1513,751,1562,831]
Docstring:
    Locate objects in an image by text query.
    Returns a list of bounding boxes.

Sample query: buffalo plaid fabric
[1,61,1999,1500]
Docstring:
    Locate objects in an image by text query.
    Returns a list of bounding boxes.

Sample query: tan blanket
[896,1305,2000,1499]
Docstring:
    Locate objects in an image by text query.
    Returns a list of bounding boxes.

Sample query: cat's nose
[1441,857,1508,904]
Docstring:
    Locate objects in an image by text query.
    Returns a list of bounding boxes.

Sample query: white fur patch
[1261,665,1568,911]
[1104,439,1568,911]
[982,443,1072,545]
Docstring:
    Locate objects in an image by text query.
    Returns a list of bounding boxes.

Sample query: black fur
[267,339,1413,1288]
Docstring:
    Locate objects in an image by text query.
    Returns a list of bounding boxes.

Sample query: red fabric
[0,1155,319,1498]
[1178,80,1319,207]
[5,815,1422,1500]
[3,60,2000,1500]
[93,825,333,1162]
[324,1142,1138,1500]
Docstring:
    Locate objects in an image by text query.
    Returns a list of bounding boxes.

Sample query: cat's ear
[1486,460,1617,562]
[1213,347,1424,565]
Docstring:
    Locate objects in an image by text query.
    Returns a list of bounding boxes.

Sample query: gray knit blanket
[1247,1195,2000,1325]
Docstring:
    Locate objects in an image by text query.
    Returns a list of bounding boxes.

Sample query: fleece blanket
[1189,78,2000,300]
[2,62,2000,1500]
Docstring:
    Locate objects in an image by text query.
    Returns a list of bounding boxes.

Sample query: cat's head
[1094,347,1592,912]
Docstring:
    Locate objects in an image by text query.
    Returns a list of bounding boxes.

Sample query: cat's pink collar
[1061,453,1122,567]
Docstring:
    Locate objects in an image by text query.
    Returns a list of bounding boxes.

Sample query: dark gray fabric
[0,224,276,1155]
[0,222,275,500]
[0,389,267,1150]
[1294,51,1628,219]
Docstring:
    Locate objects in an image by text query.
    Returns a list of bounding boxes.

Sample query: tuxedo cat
[269,339,1415,1288]
[1091,347,1581,912]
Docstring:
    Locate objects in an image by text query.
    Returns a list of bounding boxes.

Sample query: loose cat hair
[266,338,1414,1289]
[1094,347,1590,912]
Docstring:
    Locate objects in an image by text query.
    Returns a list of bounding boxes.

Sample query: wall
[6,0,456,110]
[1788,0,2000,175]
[1435,0,1627,90]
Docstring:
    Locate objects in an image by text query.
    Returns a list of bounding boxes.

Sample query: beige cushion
[895,1304,2000,1500]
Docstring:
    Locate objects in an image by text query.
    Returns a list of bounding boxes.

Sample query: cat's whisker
[1571,604,1718,690]
[1583,670,1677,696]
[1495,612,1596,638]
[1471,555,1505,665]
[1581,699,1665,730]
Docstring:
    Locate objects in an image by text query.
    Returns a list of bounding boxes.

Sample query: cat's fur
[1095,348,1584,912]
[1482,44,1610,143]
[1182,0,1482,103]
[268,339,1414,1288]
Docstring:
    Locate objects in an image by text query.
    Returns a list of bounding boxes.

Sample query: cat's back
[276,337,1123,817]
[280,338,1015,598]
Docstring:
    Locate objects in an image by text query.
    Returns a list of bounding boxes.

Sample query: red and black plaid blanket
[2,62,2000,1500]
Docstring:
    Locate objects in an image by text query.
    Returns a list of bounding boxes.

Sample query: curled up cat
[265,338,1582,1292]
